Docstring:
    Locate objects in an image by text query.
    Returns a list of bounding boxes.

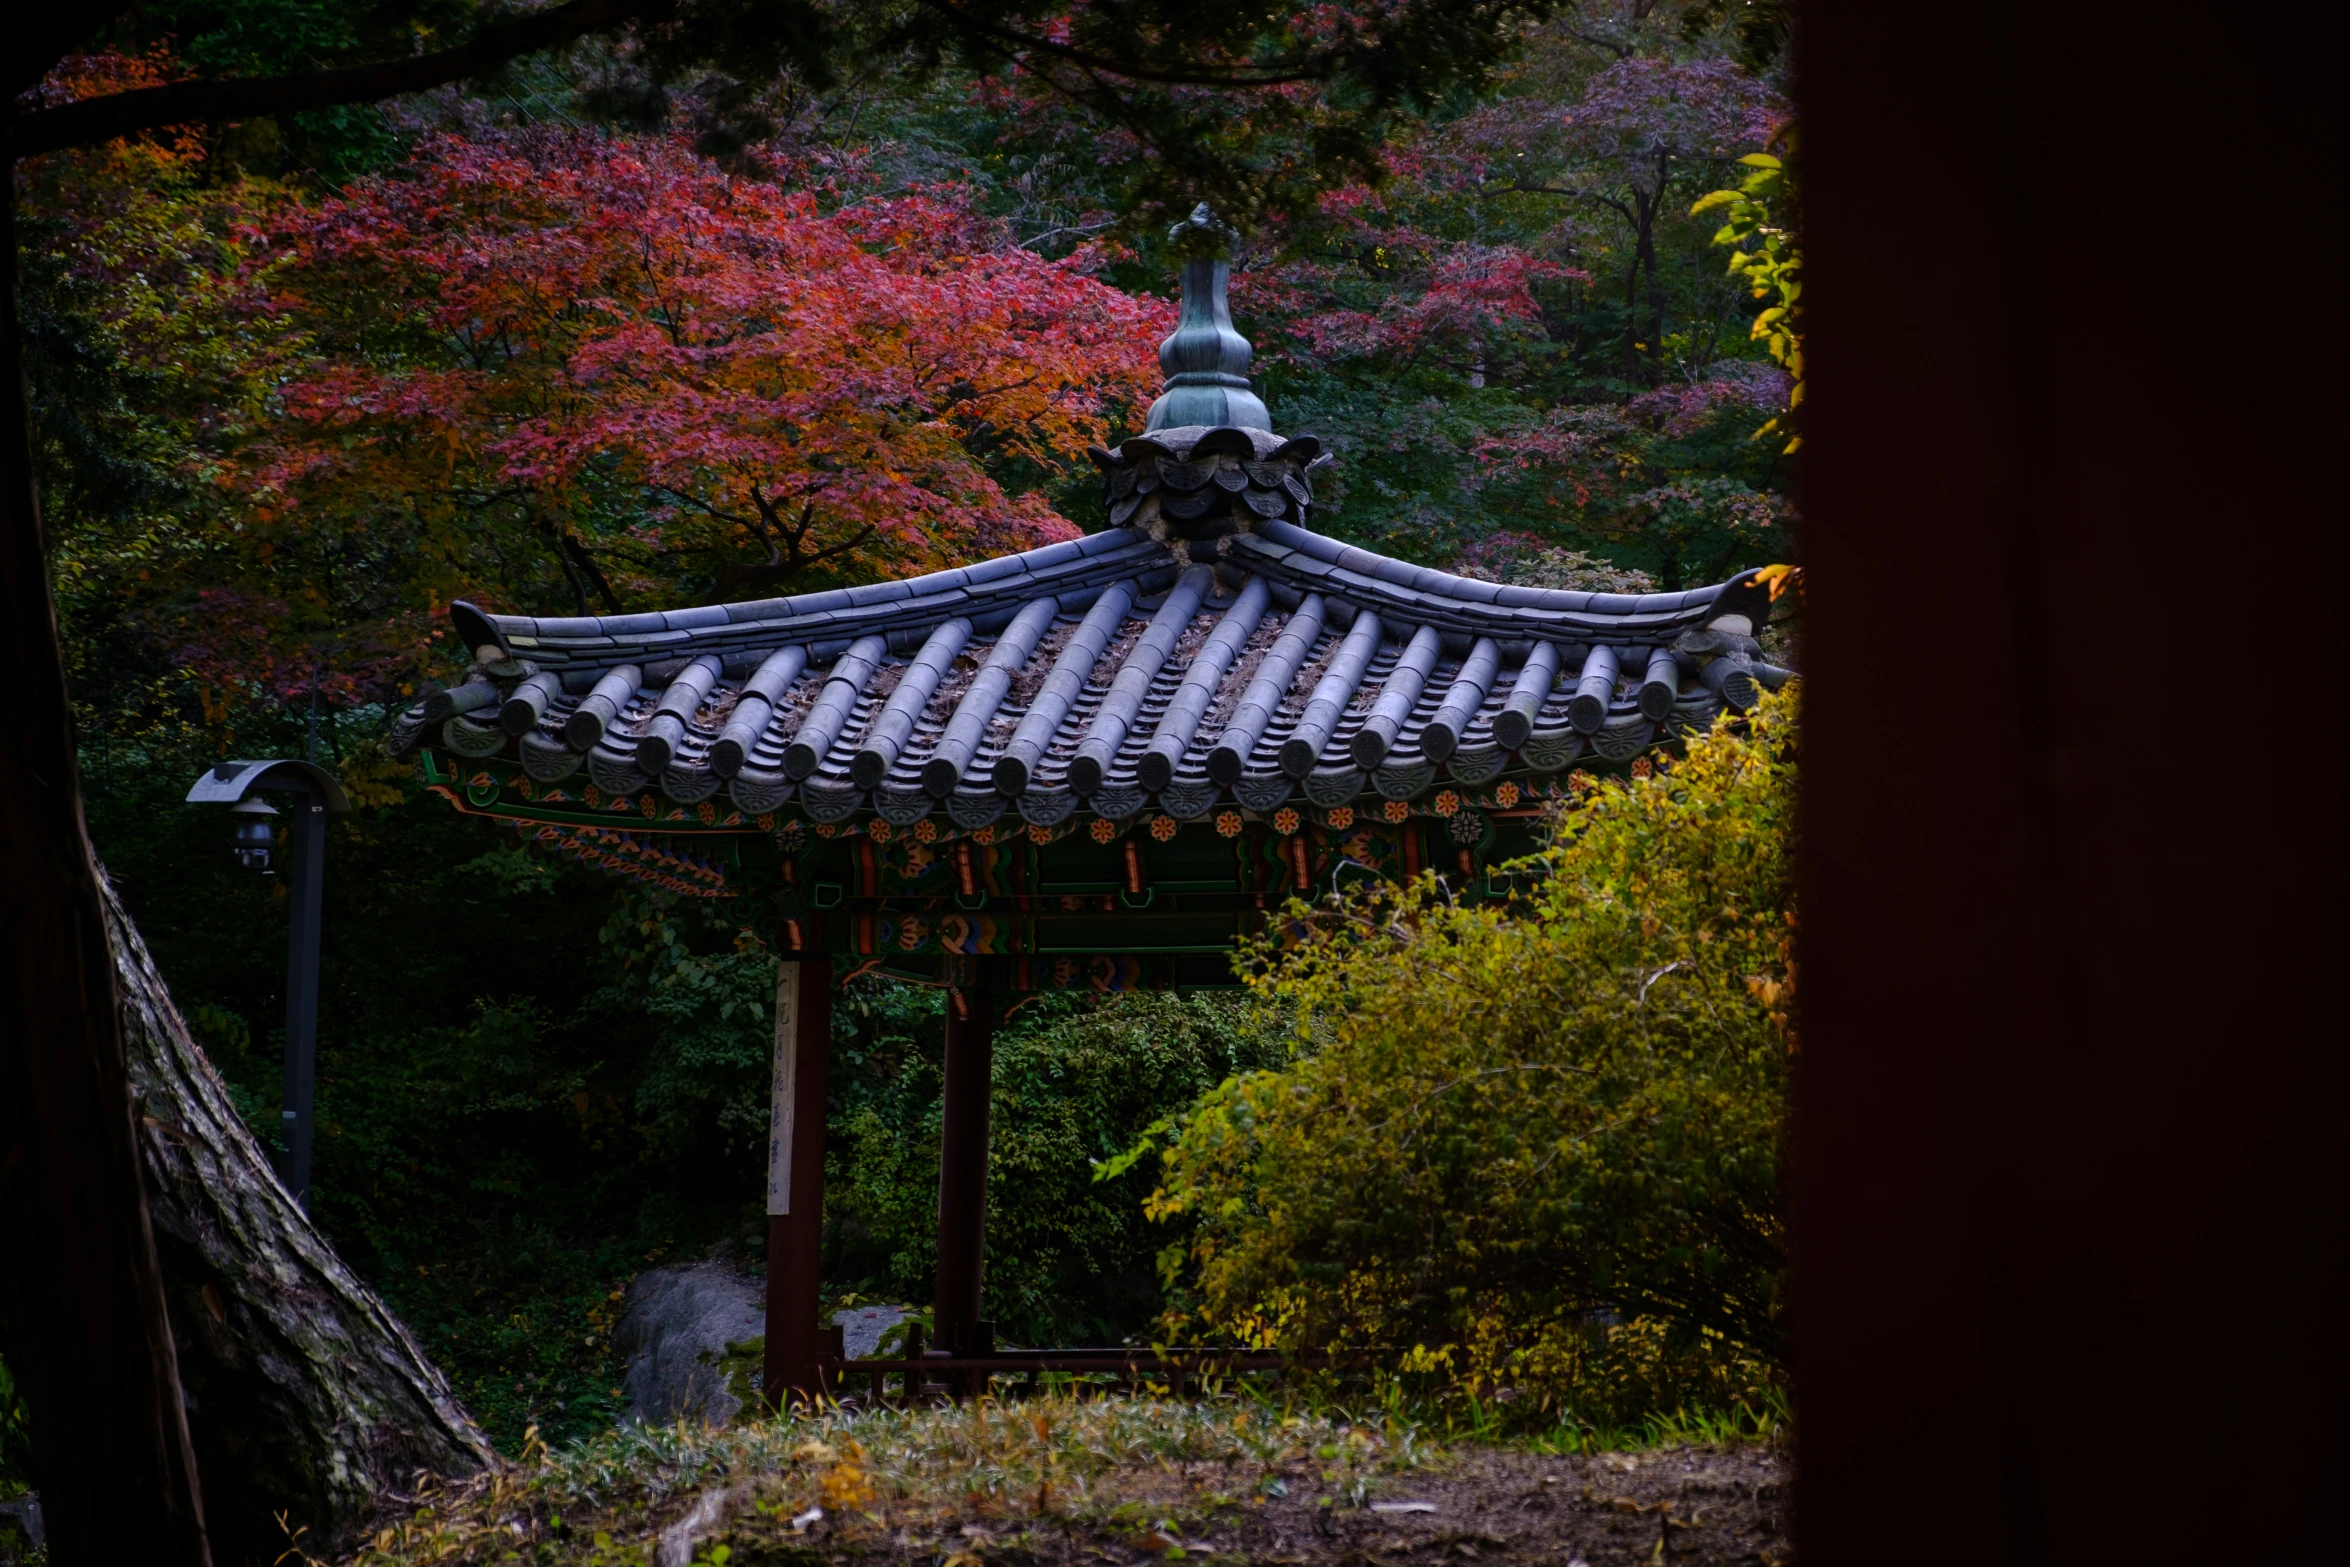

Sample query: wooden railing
[813,1325,1298,1404]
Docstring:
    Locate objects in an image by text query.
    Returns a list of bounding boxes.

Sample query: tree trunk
[99,872,497,1565]
[6,19,615,1564]
[1636,171,1667,386]
[0,123,213,1567]
[1622,236,1644,371]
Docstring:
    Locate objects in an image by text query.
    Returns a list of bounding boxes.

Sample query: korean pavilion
[383,230,1791,1402]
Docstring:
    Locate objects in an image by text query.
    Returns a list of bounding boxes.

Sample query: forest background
[15,0,1792,1457]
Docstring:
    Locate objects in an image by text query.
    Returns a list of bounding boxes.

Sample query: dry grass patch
[330,1394,1789,1567]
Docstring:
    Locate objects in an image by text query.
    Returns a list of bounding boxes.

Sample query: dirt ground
[710,1443,1790,1567]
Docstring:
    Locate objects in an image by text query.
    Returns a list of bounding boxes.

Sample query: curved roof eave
[396,526,1791,829]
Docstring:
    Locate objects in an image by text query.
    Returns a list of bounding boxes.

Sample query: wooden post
[278,783,326,1209]
[934,957,996,1372]
[762,923,831,1410]
[903,1320,927,1403]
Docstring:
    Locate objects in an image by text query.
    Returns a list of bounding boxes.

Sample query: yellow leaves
[1398,1342,1457,1375]
[1696,144,1802,453]
[1750,563,1802,604]
[816,1438,878,1512]
[1744,963,1797,1051]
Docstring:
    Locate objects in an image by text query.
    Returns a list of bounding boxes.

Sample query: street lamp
[186,760,350,1210]
[228,797,279,870]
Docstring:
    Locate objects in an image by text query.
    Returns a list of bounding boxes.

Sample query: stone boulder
[835,1302,908,1360]
[613,1263,912,1425]
[614,1264,766,1426]
[0,1495,43,1563]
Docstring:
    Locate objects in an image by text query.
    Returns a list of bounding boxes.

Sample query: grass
[333,1393,1426,1565]
[1319,1366,1791,1454]
[1522,1389,1791,1454]
[326,1383,1787,1566]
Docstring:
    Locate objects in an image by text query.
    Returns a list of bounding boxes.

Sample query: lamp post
[186,759,350,1210]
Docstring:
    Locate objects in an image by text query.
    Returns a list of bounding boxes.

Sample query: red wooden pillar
[762,922,832,1409]
[934,957,996,1362]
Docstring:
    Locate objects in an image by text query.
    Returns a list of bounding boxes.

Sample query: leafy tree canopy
[15,0,1571,216]
[252,127,1166,674]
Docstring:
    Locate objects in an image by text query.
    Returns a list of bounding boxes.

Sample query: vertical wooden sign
[765,959,801,1216]
[764,939,831,1407]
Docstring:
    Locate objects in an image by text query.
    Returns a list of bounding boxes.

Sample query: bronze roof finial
[1145,204,1272,433]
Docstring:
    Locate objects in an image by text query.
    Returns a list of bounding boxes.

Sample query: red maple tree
[250,128,1171,624]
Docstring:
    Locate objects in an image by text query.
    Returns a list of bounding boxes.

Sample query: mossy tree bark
[102,874,495,1565]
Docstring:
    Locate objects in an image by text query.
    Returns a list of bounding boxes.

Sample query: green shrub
[1141,691,1798,1425]
[0,1352,30,1500]
[831,990,1286,1345]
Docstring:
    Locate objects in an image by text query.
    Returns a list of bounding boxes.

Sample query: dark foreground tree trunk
[101,873,496,1565]
[0,126,212,1567]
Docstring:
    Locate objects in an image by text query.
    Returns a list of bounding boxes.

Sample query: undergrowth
[333,1386,1785,1565]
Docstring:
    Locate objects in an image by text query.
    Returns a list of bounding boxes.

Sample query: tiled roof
[390,513,1786,834]
[388,225,1789,837]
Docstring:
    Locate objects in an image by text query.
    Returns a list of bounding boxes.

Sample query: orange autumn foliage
[250,128,1171,616]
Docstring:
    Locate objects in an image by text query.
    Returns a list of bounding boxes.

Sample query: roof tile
[407,520,1789,829]
[599,612,673,635]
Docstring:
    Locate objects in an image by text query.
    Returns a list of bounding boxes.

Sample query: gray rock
[613,1262,913,1425]
[0,1494,42,1557]
[835,1302,907,1360]
[615,1263,766,1427]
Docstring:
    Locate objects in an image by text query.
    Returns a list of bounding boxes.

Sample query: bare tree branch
[557,530,624,613]
[908,0,1328,90]
[12,0,652,160]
